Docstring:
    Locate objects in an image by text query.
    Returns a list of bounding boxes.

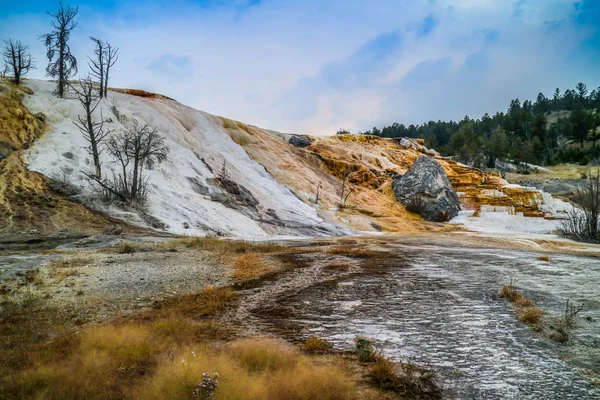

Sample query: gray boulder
[288,135,312,148]
[392,156,460,222]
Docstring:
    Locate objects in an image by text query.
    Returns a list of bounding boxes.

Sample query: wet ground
[238,239,600,399]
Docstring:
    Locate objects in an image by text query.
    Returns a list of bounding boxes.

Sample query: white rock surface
[23,80,339,238]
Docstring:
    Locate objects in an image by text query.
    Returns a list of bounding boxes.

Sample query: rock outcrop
[288,135,312,148]
[392,156,461,222]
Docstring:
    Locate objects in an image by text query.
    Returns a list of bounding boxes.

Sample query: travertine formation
[0,77,569,236]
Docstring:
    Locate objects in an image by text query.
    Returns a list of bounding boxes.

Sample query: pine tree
[570,105,591,147]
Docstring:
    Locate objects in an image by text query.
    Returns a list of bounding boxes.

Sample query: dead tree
[90,121,168,204]
[0,64,7,77]
[88,37,118,98]
[314,183,321,204]
[40,2,78,97]
[88,37,105,97]
[339,168,355,209]
[103,42,118,97]
[71,75,111,179]
[2,39,35,84]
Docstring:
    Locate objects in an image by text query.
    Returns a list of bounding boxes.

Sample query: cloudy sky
[1,0,599,134]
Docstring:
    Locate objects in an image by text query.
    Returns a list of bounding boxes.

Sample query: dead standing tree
[88,37,118,98]
[90,121,168,204]
[88,37,105,97]
[2,39,35,85]
[71,75,111,179]
[40,2,78,98]
[338,168,355,209]
[103,42,118,97]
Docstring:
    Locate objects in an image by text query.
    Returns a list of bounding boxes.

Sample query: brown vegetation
[170,237,285,255]
[500,281,543,327]
[0,281,388,400]
[517,307,544,325]
[108,87,175,100]
[301,337,332,354]
[230,253,271,282]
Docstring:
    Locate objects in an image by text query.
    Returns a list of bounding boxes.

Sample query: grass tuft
[301,337,332,354]
[231,253,270,282]
[517,307,544,325]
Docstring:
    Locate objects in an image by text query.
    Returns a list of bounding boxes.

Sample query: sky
[1,0,599,135]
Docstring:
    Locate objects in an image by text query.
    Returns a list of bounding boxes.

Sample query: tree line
[2,1,168,204]
[362,83,600,169]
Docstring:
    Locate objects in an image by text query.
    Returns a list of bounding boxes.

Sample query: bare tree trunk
[72,76,110,179]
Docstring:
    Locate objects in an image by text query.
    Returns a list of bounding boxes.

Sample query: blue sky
[1,0,599,135]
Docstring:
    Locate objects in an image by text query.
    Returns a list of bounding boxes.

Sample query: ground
[1,232,599,399]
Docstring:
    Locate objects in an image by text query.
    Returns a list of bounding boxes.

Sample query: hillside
[0,78,575,238]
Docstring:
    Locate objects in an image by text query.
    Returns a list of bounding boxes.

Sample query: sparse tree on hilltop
[2,39,35,85]
[40,2,78,97]
[72,75,111,179]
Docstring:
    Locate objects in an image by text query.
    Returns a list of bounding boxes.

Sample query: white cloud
[1,0,598,135]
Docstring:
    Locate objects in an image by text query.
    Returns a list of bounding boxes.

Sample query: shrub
[355,335,378,363]
[47,173,80,196]
[559,170,600,243]
[301,337,331,354]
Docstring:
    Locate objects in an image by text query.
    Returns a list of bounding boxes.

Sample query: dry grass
[133,339,361,400]
[230,253,271,282]
[325,262,351,271]
[47,267,81,282]
[48,256,92,269]
[24,269,42,285]
[517,307,544,325]
[368,356,397,390]
[3,329,364,400]
[499,283,534,307]
[106,242,148,254]
[500,282,544,327]
[169,237,286,255]
[151,286,237,319]
[537,255,552,262]
[301,337,332,354]
[328,246,371,257]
